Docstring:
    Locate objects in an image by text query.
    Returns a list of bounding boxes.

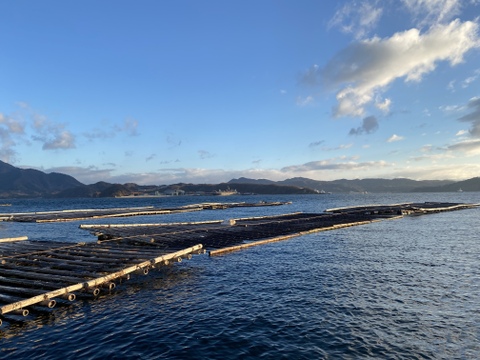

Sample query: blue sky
[1,0,480,185]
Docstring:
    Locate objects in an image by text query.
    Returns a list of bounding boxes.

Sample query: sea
[0,193,479,359]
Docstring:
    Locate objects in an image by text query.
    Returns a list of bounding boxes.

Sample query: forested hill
[0,160,83,197]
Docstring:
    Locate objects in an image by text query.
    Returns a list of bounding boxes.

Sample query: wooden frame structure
[0,237,203,326]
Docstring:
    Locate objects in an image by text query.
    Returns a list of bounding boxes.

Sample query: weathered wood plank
[0,236,28,243]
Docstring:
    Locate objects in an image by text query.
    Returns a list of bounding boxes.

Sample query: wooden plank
[79,219,223,229]
[0,236,28,243]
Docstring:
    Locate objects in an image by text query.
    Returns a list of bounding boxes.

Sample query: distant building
[163,189,185,196]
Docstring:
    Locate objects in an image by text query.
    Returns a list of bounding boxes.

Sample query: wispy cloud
[461,68,480,88]
[28,108,76,150]
[321,143,353,151]
[166,133,182,148]
[41,131,76,150]
[198,150,214,159]
[281,158,389,172]
[296,95,314,107]
[402,0,462,27]
[0,128,18,163]
[146,154,156,162]
[328,1,383,40]
[116,117,139,136]
[0,113,25,134]
[308,140,325,148]
[0,113,26,163]
[84,117,141,142]
[387,134,405,142]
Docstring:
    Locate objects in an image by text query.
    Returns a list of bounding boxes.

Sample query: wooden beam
[0,236,28,243]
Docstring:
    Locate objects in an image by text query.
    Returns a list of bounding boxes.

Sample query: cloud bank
[305,18,479,118]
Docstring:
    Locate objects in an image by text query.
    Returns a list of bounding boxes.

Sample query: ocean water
[0,193,479,359]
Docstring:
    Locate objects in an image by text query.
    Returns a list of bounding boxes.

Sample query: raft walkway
[0,201,477,328]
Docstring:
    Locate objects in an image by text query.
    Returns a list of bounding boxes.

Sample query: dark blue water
[1,193,479,359]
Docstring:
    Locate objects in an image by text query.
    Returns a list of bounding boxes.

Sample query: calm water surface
[0,193,479,359]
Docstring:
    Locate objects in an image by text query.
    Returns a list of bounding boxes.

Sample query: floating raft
[82,211,382,256]
[0,237,203,327]
[0,201,289,223]
[325,202,479,216]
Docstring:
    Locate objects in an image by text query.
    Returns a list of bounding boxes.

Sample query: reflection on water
[1,194,480,359]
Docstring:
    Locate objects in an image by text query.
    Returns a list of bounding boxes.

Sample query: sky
[1,0,480,185]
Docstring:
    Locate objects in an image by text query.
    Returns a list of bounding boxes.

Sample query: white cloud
[461,68,480,88]
[0,113,27,163]
[387,134,405,142]
[389,163,480,180]
[328,1,383,40]
[375,97,392,113]
[0,128,17,163]
[402,0,462,27]
[296,95,314,107]
[10,102,77,151]
[448,138,480,155]
[439,104,464,113]
[314,19,479,118]
[321,143,353,151]
[41,131,76,150]
[447,79,456,91]
[456,129,468,136]
[0,113,25,134]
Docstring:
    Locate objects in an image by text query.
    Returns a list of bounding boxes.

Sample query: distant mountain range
[228,177,460,193]
[0,160,83,197]
[0,160,479,198]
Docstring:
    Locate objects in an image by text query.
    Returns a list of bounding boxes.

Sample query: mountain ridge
[0,160,479,197]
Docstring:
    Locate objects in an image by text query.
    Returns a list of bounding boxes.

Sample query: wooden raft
[0,201,290,223]
[0,237,203,326]
[82,211,381,256]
